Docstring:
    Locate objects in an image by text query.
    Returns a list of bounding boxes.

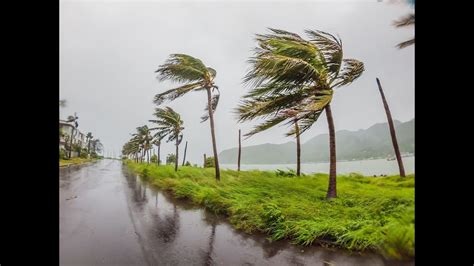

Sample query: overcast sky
[60,0,414,163]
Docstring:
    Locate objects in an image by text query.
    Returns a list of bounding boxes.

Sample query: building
[59,119,88,157]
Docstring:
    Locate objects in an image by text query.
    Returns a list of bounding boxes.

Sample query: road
[60,159,411,266]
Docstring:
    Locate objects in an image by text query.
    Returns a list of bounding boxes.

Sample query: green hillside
[219,119,414,164]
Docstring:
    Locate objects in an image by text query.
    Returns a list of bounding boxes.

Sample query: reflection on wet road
[60,160,413,266]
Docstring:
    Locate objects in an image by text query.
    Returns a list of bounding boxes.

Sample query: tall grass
[125,161,414,259]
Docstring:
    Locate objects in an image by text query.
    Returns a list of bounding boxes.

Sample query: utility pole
[238,129,241,172]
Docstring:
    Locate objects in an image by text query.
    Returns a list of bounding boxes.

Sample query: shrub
[59,148,67,160]
[166,154,176,165]
[204,157,215,168]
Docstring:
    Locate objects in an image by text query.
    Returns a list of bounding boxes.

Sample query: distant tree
[86,132,93,157]
[150,154,159,163]
[166,153,177,165]
[66,113,79,159]
[204,157,215,168]
[149,107,184,171]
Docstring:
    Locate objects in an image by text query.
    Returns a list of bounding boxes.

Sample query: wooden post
[238,129,241,172]
[376,78,406,177]
[182,141,188,166]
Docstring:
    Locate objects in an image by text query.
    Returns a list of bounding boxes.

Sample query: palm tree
[66,113,79,159]
[237,95,306,176]
[92,139,103,156]
[242,29,364,198]
[132,126,153,163]
[151,135,163,166]
[149,107,184,172]
[122,139,141,162]
[154,54,221,180]
[86,132,93,157]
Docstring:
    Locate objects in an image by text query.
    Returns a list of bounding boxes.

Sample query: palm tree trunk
[182,141,188,166]
[68,128,75,159]
[294,120,301,176]
[157,146,160,166]
[203,154,206,167]
[325,104,337,199]
[238,129,241,172]
[376,78,406,177]
[175,138,179,172]
[206,88,221,181]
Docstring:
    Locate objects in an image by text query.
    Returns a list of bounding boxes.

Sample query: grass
[59,157,96,167]
[125,161,414,260]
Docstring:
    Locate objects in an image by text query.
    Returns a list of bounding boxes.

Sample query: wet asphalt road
[59,160,413,266]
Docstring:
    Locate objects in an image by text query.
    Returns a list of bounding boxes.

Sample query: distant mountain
[219,118,414,164]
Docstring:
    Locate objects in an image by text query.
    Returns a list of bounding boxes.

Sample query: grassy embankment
[126,160,414,260]
[59,157,96,167]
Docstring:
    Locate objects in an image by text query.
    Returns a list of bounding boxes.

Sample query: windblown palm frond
[154,54,220,125]
[394,13,415,49]
[149,107,184,144]
[201,88,220,122]
[238,28,364,139]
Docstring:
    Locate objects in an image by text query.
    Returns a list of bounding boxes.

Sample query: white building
[59,119,88,157]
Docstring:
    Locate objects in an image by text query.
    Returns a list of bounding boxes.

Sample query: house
[59,119,88,157]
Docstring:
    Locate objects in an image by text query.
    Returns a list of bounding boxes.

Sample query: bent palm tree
[154,54,221,180]
[243,29,364,198]
[149,107,184,172]
[237,94,306,176]
[132,125,153,163]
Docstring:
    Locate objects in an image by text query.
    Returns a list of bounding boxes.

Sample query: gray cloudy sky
[60,0,414,163]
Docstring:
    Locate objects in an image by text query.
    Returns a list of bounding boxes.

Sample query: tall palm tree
[154,54,221,180]
[243,29,364,198]
[149,107,184,172]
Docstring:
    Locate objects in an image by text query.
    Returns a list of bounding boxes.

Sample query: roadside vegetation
[125,160,414,260]
[59,157,98,167]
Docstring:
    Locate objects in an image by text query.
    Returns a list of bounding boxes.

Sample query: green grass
[59,157,96,167]
[126,161,414,260]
